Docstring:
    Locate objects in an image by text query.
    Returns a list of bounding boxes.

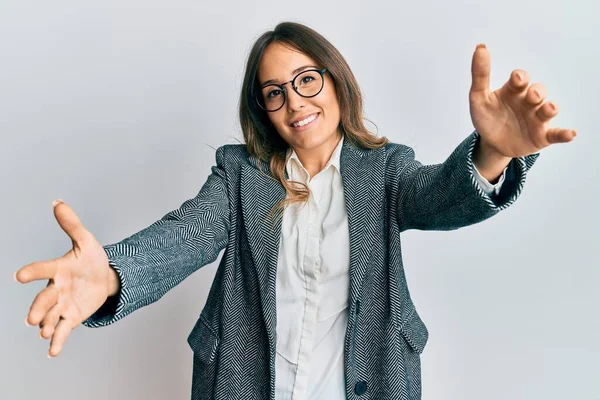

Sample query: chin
[293,136,328,150]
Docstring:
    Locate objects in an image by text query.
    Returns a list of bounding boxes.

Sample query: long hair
[239,22,388,218]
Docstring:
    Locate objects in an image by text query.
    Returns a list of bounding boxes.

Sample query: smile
[290,113,319,129]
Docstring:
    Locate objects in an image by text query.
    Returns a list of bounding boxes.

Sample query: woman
[15,22,575,400]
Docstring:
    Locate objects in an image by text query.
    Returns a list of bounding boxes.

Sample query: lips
[289,113,319,128]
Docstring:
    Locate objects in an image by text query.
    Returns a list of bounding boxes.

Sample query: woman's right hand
[15,199,120,358]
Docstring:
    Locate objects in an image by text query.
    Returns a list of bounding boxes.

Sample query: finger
[470,43,491,94]
[504,69,530,93]
[27,285,59,326]
[16,258,60,284]
[48,318,74,357]
[40,304,63,339]
[525,83,547,106]
[536,101,559,122]
[546,128,577,144]
[53,200,92,247]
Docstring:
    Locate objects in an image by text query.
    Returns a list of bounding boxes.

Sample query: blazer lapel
[340,139,386,306]
[240,156,285,342]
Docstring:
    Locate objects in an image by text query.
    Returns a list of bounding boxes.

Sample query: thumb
[52,199,91,246]
[470,43,491,94]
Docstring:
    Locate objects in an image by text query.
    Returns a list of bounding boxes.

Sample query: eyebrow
[260,65,320,87]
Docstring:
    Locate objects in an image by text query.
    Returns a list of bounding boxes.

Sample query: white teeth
[292,114,317,127]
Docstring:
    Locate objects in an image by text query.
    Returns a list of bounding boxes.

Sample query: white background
[2,0,598,399]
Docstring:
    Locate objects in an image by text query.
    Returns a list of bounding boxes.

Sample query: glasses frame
[256,67,328,112]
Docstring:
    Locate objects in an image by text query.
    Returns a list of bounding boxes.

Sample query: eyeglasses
[256,68,327,112]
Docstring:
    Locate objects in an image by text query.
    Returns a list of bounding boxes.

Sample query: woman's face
[257,42,342,155]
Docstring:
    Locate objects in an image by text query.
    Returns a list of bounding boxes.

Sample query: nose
[285,84,306,112]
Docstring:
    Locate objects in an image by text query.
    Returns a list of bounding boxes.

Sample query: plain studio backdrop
[1,1,598,399]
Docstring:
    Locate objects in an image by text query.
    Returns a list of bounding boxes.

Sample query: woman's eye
[268,90,282,98]
[301,76,314,84]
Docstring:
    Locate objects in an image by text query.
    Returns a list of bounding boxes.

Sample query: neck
[293,131,342,178]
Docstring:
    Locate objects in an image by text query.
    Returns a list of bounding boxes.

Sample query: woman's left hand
[469,44,577,159]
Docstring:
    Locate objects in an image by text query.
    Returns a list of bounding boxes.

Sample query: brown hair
[239,21,388,218]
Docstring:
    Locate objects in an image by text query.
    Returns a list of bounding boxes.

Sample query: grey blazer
[83,131,538,400]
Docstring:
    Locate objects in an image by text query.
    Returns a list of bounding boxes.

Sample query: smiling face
[257,42,342,160]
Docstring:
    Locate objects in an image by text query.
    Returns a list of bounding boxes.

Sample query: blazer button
[354,380,367,395]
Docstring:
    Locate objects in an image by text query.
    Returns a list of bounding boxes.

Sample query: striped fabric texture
[83,131,538,399]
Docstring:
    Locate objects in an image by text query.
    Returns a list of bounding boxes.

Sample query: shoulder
[341,137,418,173]
[213,144,250,168]
[374,141,418,173]
[383,141,416,161]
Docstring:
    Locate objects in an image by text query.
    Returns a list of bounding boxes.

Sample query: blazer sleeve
[82,146,231,327]
[391,130,539,232]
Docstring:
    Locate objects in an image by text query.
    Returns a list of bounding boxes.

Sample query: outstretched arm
[393,44,575,232]
[83,146,231,327]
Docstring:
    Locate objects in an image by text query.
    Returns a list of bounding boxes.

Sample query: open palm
[469,44,576,158]
[16,200,116,357]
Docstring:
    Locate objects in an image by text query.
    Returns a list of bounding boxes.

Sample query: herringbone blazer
[83,131,538,400]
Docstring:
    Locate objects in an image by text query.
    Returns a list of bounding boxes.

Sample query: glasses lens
[260,85,285,111]
[295,70,324,97]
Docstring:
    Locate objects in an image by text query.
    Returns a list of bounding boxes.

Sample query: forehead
[257,42,318,83]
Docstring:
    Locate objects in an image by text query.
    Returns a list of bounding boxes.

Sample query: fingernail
[476,43,487,50]
[14,271,18,282]
[25,316,31,327]
[39,330,44,339]
[47,351,53,359]
[52,199,64,207]
[515,72,523,81]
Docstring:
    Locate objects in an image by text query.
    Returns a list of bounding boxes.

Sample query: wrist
[473,138,512,183]
[107,265,121,297]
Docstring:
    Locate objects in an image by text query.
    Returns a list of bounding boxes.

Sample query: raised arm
[392,43,575,232]
[389,132,538,232]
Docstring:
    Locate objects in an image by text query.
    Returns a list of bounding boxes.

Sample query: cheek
[322,86,340,119]
[269,113,292,138]
[271,113,287,129]
[264,112,281,128]
[324,97,341,123]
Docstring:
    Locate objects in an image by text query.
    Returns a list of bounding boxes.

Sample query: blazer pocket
[187,315,220,364]
[398,307,429,354]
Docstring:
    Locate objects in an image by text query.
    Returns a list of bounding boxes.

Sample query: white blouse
[274,135,506,400]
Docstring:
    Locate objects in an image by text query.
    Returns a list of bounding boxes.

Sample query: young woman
[16,22,576,400]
